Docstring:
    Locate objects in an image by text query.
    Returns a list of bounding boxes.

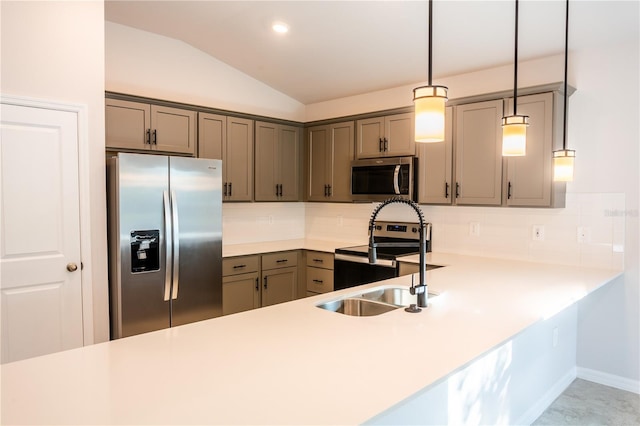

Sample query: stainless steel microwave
[350,156,417,202]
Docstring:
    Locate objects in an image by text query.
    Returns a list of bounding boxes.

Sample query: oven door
[333,253,398,291]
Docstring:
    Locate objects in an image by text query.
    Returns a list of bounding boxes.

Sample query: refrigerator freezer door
[110,153,171,338]
[169,156,223,326]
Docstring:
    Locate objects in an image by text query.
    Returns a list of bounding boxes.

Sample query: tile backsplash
[223,193,625,270]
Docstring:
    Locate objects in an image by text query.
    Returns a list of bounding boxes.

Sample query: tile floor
[533,379,640,425]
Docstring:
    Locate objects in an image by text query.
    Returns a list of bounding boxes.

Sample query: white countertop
[0,252,622,425]
[223,238,353,257]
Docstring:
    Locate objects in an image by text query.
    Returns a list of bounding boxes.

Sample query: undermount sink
[359,287,439,306]
[316,286,439,317]
[317,298,398,317]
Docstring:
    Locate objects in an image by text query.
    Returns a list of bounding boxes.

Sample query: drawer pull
[276,259,288,263]
[233,264,247,269]
[313,279,324,284]
[312,258,324,263]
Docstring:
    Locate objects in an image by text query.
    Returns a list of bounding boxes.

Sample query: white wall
[0,1,109,343]
[105,22,305,122]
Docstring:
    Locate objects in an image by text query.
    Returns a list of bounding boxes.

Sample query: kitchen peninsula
[1,251,621,425]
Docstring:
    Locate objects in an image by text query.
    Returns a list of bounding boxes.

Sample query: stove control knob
[412,227,418,233]
[375,225,382,230]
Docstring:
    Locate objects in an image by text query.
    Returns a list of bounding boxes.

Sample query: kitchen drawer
[305,251,334,269]
[306,266,333,294]
[222,255,260,276]
[262,250,298,270]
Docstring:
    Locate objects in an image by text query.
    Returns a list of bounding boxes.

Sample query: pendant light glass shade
[502,114,529,156]
[553,149,575,182]
[413,85,448,143]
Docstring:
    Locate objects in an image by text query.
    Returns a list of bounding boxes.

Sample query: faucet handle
[410,284,427,295]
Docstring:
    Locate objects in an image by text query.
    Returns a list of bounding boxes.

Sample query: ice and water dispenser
[130,230,160,273]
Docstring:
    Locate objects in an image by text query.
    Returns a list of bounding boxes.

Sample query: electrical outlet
[553,327,559,347]
[469,222,480,237]
[337,215,344,227]
[577,226,590,243]
[532,225,545,241]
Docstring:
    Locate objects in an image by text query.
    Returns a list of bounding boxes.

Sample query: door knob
[66,263,78,272]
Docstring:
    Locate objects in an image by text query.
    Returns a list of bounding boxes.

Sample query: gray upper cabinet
[356,113,415,159]
[417,106,454,204]
[106,98,196,155]
[454,99,504,206]
[198,113,254,201]
[307,121,354,202]
[255,121,301,201]
[504,92,565,207]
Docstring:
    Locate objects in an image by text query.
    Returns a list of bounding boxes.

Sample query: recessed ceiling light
[272,22,289,34]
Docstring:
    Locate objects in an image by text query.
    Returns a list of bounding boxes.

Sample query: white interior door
[0,103,83,363]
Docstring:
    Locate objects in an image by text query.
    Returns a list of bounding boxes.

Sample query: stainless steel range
[333,221,432,291]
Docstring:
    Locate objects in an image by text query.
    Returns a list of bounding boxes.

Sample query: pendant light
[502,0,529,156]
[413,0,448,143]
[553,0,575,182]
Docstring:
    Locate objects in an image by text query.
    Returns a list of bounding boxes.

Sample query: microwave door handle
[393,165,401,194]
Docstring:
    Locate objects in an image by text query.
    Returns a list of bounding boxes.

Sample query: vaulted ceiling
[105,1,639,104]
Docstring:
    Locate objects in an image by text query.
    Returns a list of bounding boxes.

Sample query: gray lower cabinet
[223,251,298,314]
[454,99,504,206]
[305,251,334,296]
[222,255,261,316]
[306,121,354,202]
[261,251,298,306]
[198,113,254,201]
[255,121,301,201]
[504,92,566,207]
[106,98,196,155]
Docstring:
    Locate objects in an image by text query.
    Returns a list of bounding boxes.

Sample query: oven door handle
[393,165,401,194]
[334,253,396,268]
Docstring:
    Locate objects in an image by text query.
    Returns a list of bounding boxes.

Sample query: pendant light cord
[513,0,520,115]
[562,0,569,150]
[428,0,433,86]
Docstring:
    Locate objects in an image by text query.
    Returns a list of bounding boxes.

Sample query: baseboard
[577,367,640,394]
[515,367,577,426]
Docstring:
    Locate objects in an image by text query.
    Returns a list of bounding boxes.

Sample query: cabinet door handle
[328,185,332,196]
[507,181,512,199]
[445,182,450,199]
[313,279,323,284]
[279,184,283,197]
[224,182,228,197]
[255,278,259,292]
[229,182,232,197]
[264,276,268,289]
[384,138,388,151]
[275,184,279,197]
[379,138,383,152]
[152,129,157,145]
[455,183,460,198]
[145,129,151,145]
[324,184,328,197]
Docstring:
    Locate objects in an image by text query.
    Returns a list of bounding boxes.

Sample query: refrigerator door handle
[163,190,172,302]
[170,190,180,300]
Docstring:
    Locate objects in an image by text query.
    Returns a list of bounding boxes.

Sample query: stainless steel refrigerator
[107,153,222,339]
